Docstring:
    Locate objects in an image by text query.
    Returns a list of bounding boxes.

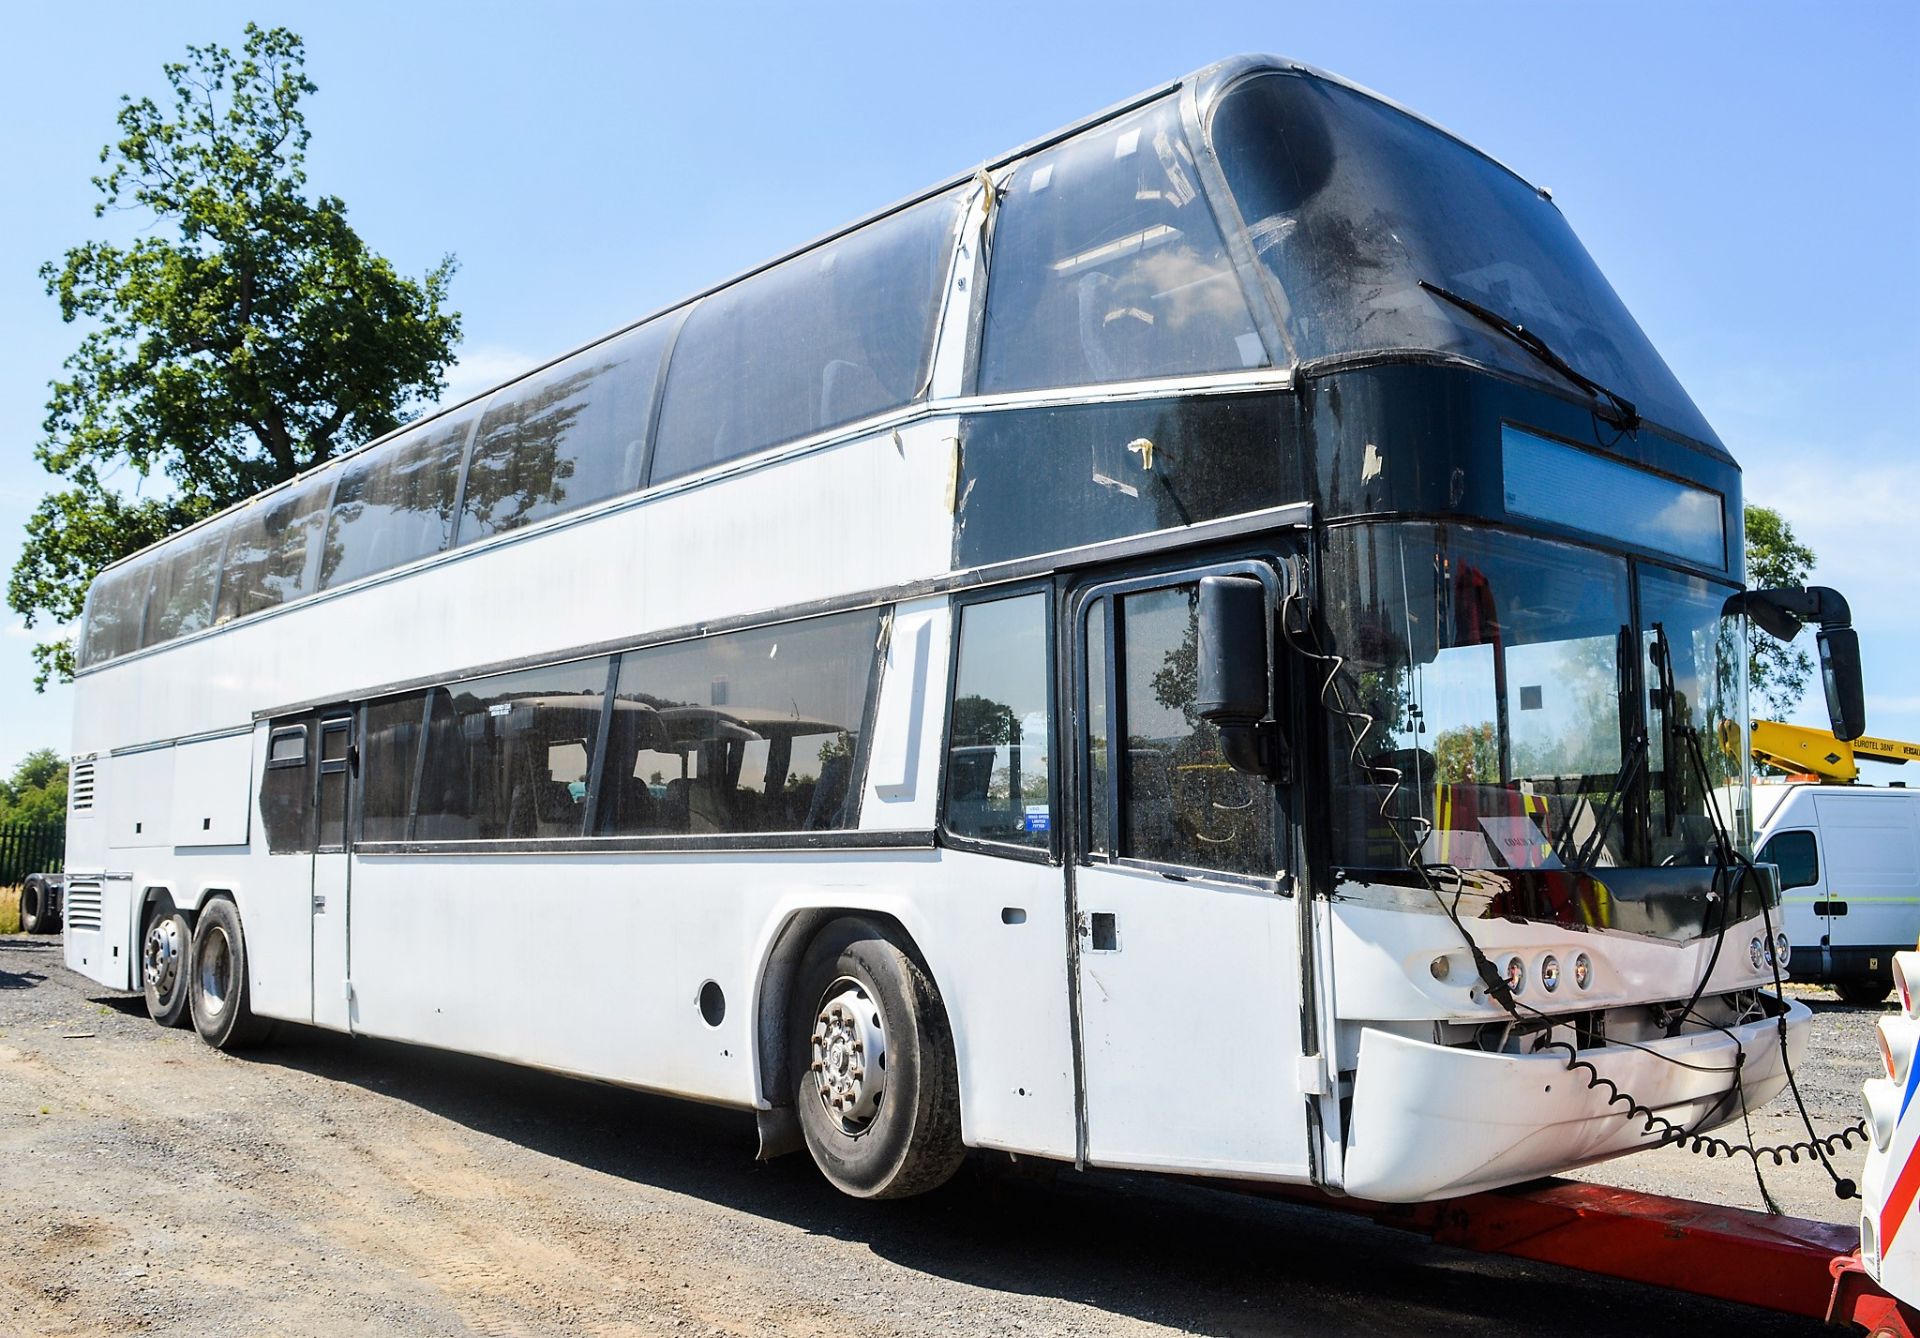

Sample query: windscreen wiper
[1572,728,1645,871]
[1418,280,1641,431]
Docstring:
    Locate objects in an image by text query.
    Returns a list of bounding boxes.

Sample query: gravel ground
[0,933,1880,1337]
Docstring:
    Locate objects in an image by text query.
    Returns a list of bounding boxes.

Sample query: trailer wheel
[140,906,193,1028]
[20,875,59,935]
[1835,977,1893,1008]
[188,898,273,1050]
[789,918,965,1199]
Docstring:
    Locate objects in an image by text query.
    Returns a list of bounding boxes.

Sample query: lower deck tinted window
[416,658,611,841]
[361,694,427,842]
[945,592,1052,848]
[599,609,881,836]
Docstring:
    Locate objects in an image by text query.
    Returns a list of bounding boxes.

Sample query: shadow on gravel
[249,1026,1828,1338]
[90,994,147,1018]
[0,965,45,989]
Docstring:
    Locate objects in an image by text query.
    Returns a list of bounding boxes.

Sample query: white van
[1754,781,1920,1005]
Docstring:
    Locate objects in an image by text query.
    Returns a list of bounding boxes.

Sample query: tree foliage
[1744,504,1818,718]
[9,24,460,686]
[0,749,68,827]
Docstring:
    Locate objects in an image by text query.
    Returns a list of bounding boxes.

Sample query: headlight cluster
[1497,951,1594,997]
[1750,932,1792,974]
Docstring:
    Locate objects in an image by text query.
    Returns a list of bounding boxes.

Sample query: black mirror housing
[1818,625,1867,742]
[1196,574,1287,779]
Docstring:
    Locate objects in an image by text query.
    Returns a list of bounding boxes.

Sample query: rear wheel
[188,898,273,1050]
[1835,976,1893,1008]
[789,918,965,1199]
[19,875,59,935]
[141,906,193,1028]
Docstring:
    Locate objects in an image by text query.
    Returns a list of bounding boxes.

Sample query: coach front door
[312,711,353,1031]
[1066,559,1311,1178]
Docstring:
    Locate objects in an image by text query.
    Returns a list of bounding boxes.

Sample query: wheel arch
[750,905,947,1137]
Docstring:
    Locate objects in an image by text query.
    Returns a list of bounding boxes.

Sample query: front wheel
[188,898,273,1050]
[789,919,965,1199]
[141,907,193,1028]
[19,875,59,935]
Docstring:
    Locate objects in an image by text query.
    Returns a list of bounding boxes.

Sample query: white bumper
[1341,998,1812,1202]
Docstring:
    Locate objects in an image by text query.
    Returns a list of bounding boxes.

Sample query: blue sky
[1,1,1916,777]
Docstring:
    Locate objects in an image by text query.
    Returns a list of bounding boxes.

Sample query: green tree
[0,749,68,827]
[9,24,460,687]
[1745,504,1818,717]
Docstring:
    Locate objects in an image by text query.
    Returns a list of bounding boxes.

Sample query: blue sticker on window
[1024,808,1052,833]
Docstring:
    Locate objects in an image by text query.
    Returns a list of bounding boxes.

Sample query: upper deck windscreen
[1211,71,1716,446]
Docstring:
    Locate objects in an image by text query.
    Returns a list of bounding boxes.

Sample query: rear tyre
[141,906,193,1028]
[1835,977,1894,1008]
[20,875,59,935]
[188,898,273,1050]
[789,918,965,1199]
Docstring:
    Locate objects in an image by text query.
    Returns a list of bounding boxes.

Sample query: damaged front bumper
[1339,995,1812,1202]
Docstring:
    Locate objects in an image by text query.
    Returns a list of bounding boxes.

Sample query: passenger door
[1066,560,1311,1177]
[312,711,354,1031]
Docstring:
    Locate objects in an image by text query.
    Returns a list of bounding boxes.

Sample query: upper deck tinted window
[1211,71,1715,444]
[978,98,1264,393]
[459,319,675,543]
[216,474,331,624]
[141,520,228,647]
[650,190,965,484]
[79,558,155,668]
[320,411,474,590]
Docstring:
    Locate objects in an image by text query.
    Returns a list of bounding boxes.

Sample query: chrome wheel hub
[143,916,183,995]
[810,980,887,1130]
[198,927,230,1019]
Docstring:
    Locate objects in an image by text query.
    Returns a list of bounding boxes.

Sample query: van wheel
[20,875,59,934]
[188,899,273,1050]
[789,918,965,1199]
[141,906,194,1028]
[1836,977,1893,1008]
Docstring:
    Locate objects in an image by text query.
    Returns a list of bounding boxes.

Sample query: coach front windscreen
[1209,68,1716,446]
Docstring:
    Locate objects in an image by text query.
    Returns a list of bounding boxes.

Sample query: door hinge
[1295,1052,1331,1097]
[343,979,355,1004]
[311,893,326,913]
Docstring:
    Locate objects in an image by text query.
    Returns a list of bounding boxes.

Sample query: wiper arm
[1574,728,1646,870]
[1418,280,1641,431]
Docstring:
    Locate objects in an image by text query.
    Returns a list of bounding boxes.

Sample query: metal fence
[0,823,64,887]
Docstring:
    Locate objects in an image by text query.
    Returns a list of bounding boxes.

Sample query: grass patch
[0,886,21,935]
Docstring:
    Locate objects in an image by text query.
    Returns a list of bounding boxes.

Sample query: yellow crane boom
[1750,719,1920,783]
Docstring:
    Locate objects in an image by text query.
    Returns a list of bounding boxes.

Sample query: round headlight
[1504,955,1526,996]
[1541,955,1561,993]
[1751,937,1767,972]
[1573,953,1593,990]
[1776,932,1791,968]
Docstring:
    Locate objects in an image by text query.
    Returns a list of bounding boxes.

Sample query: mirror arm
[1214,719,1289,783]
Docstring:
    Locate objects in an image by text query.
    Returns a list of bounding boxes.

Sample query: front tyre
[20,875,59,935]
[141,907,193,1028]
[188,898,273,1050]
[790,919,965,1199]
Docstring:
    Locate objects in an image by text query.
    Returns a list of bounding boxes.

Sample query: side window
[944,592,1053,849]
[1761,829,1820,891]
[260,722,311,854]
[459,318,675,543]
[599,609,881,836]
[1093,581,1274,876]
[317,717,352,851]
[142,522,228,648]
[979,97,1264,393]
[80,558,155,668]
[217,475,330,624]
[415,657,611,841]
[650,189,966,484]
[320,411,473,590]
[361,694,427,842]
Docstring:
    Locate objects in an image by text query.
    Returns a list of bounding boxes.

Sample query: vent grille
[64,877,103,933]
[69,760,96,813]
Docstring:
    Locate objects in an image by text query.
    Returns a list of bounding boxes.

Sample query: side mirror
[1196,575,1287,778]
[1818,626,1866,742]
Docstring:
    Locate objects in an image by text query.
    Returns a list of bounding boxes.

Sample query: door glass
[944,592,1053,847]
[1759,829,1819,890]
[1115,584,1274,876]
[1086,598,1110,856]
[317,720,351,849]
